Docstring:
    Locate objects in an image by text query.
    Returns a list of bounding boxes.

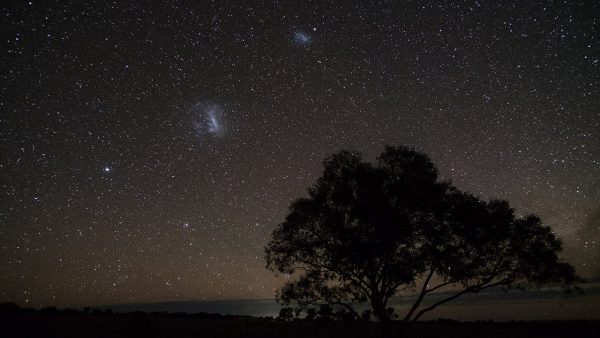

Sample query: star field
[1,1,599,308]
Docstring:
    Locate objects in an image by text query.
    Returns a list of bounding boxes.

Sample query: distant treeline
[0,302,259,320]
[0,302,378,322]
[3,302,598,327]
[0,302,404,323]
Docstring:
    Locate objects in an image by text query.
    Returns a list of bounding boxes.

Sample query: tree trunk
[372,295,391,338]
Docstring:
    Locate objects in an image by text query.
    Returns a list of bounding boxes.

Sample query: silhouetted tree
[40,306,59,314]
[317,304,333,321]
[277,307,294,321]
[386,307,397,320]
[341,309,358,322]
[0,302,19,314]
[266,147,447,325]
[266,146,578,329]
[334,308,347,321]
[305,307,317,320]
[334,308,357,322]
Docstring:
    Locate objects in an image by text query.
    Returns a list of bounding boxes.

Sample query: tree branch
[403,268,434,321]
[412,287,472,321]
[423,280,455,293]
[411,276,511,322]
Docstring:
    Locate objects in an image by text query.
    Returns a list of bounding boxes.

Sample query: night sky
[1,1,599,310]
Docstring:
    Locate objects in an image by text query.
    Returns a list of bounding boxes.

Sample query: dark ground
[0,313,599,338]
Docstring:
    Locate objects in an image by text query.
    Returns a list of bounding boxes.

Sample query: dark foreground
[1,313,599,338]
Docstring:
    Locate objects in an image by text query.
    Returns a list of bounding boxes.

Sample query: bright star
[103,166,111,173]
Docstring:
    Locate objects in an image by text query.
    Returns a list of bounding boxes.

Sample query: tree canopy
[265,146,578,323]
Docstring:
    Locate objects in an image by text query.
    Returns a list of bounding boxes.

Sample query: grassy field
[1,313,599,338]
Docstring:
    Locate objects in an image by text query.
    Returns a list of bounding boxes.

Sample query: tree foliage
[265,146,578,323]
[405,191,578,321]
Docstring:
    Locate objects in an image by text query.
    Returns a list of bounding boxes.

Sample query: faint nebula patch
[190,103,226,138]
[293,31,312,46]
